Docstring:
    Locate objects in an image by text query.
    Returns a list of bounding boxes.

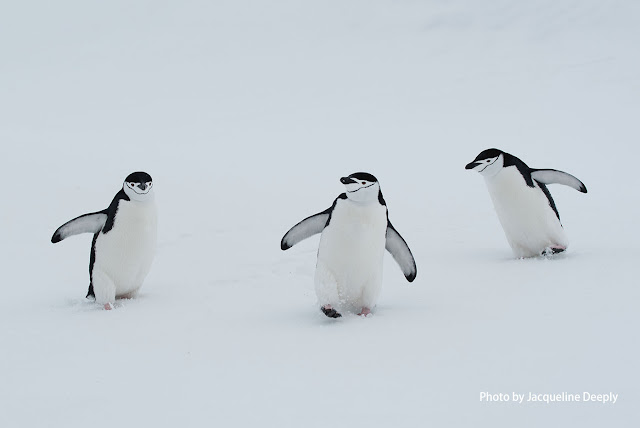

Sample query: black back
[87,188,130,299]
[102,189,130,233]
[501,151,535,188]
[498,149,561,221]
[87,232,99,298]
[537,181,561,221]
[325,193,348,227]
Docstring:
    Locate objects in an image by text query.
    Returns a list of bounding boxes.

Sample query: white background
[1,1,637,426]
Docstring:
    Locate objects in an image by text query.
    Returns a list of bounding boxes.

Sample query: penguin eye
[361,181,366,185]
[130,182,136,186]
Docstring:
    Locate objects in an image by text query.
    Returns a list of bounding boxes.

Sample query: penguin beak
[138,183,147,191]
[465,161,481,170]
[340,177,356,184]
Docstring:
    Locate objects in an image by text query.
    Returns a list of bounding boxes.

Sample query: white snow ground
[1,1,638,426]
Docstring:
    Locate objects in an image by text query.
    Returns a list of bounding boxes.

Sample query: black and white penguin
[465,149,587,258]
[281,172,417,318]
[52,172,157,309]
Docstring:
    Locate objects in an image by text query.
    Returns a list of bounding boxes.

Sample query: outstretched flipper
[51,211,108,243]
[385,221,417,282]
[281,209,331,250]
[530,169,587,193]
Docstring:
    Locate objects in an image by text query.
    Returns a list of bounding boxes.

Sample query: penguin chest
[317,201,387,283]
[94,200,158,291]
[485,168,567,256]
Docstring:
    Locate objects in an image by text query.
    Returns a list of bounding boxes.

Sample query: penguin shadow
[539,251,569,261]
[269,304,380,327]
[482,247,572,264]
[57,297,104,313]
[516,251,571,263]
[58,294,146,312]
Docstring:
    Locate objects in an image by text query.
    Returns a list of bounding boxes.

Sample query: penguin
[51,172,157,310]
[465,149,587,258]
[281,172,417,318]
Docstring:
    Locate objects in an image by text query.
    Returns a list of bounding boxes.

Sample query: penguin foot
[542,246,566,256]
[104,303,113,311]
[321,305,342,318]
[358,307,371,317]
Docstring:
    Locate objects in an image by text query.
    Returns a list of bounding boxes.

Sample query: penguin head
[123,171,154,201]
[465,149,504,177]
[340,172,380,203]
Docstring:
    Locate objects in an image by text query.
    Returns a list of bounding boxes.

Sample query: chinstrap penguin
[281,172,417,318]
[51,172,158,309]
[465,149,587,258]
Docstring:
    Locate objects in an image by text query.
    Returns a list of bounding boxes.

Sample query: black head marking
[472,148,504,162]
[466,148,505,170]
[340,172,386,205]
[348,172,378,183]
[125,171,153,183]
[106,172,151,233]
[467,148,537,187]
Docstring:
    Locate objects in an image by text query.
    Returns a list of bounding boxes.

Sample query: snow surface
[1,1,638,426]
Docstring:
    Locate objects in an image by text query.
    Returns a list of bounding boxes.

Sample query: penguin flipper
[385,221,417,282]
[281,209,331,250]
[530,169,587,193]
[51,211,108,243]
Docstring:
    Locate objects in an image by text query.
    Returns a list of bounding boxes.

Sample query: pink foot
[104,303,113,310]
[358,307,371,317]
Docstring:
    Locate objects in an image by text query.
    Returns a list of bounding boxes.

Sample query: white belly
[315,200,387,310]
[93,200,157,297]
[485,167,568,258]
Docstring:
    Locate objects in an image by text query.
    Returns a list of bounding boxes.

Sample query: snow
[1,1,638,426]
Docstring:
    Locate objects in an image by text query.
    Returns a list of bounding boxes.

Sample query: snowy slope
[1,1,638,427]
